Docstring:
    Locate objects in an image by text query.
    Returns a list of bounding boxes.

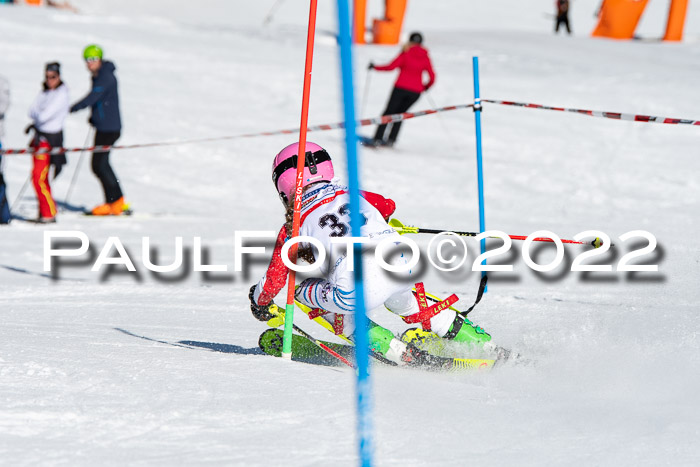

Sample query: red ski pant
[32,149,56,219]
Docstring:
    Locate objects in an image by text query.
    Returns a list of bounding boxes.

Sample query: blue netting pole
[336,1,373,465]
[473,56,487,291]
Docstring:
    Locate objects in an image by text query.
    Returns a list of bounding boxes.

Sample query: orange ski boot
[91,197,126,216]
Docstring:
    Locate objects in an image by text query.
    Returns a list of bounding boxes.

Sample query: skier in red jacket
[368,32,435,147]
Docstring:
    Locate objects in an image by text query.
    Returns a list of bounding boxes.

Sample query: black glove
[51,154,67,180]
[249,285,275,321]
[368,62,375,70]
[24,124,36,135]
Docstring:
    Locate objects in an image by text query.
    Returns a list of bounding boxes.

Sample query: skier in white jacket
[26,62,69,222]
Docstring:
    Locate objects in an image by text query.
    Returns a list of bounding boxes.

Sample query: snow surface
[1,0,699,465]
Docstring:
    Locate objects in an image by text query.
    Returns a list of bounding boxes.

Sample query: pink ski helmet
[272,141,334,204]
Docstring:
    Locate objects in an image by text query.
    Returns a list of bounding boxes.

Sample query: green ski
[258,328,353,366]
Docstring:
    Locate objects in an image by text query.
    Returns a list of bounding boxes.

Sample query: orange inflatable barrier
[354,0,408,45]
[25,0,42,5]
[354,0,367,44]
[372,0,407,45]
[592,0,649,40]
[663,0,688,41]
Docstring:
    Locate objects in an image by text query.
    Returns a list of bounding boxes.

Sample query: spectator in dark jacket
[70,44,127,216]
[555,0,571,34]
[368,32,435,147]
[0,74,10,224]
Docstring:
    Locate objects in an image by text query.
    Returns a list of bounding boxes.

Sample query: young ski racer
[250,142,491,366]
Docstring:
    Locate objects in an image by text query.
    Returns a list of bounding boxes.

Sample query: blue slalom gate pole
[336,1,373,465]
[472,57,487,290]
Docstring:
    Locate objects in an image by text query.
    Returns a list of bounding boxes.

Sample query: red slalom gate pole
[281,0,318,359]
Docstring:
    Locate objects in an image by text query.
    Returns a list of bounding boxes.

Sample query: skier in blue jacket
[70,44,127,216]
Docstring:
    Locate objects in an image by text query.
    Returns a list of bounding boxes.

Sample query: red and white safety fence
[482,99,700,126]
[0,103,474,156]
[3,99,696,157]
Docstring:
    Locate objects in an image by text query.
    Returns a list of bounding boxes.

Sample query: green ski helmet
[83,44,103,61]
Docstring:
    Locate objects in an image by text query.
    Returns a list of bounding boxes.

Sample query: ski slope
[1,1,699,465]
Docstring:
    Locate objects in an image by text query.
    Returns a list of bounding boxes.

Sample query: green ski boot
[367,324,449,368]
[443,315,491,345]
[368,324,406,364]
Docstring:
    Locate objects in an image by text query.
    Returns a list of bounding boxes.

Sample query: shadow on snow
[114,327,347,369]
[114,327,264,355]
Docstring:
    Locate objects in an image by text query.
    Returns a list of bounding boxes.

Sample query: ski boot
[442,315,491,345]
[249,285,276,321]
[91,196,128,216]
[368,324,447,368]
[402,315,491,348]
[401,315,492,358]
